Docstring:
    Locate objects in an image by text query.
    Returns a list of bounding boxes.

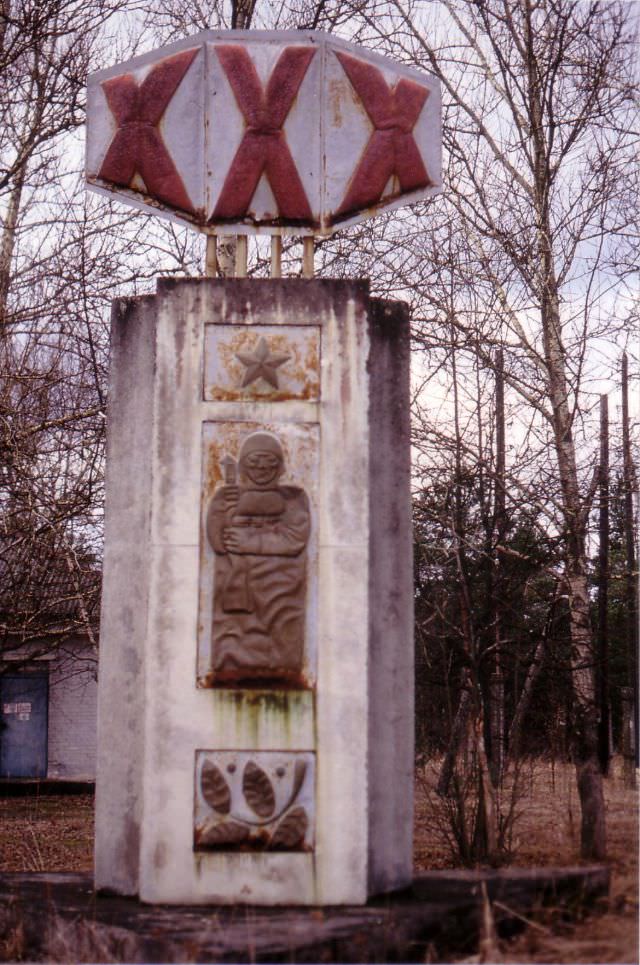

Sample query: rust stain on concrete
[198,668,313,690]
[204,326,320,402]
[328,77,344,126]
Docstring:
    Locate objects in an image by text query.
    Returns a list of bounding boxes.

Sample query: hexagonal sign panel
[86,30,441,236]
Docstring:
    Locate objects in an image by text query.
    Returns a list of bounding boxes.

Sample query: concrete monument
[90,30,441,906]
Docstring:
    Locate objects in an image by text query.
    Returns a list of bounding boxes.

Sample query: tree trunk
[231,0,256,28]
[508,585,558,760]
[0,171,24,330]
[546,318,607,859]
[525,0,606,857]
[620,687,635,787]
[437,675,472,798]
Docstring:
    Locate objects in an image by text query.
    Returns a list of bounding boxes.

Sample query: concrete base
[95,279,413,904]
[0,868,610,963]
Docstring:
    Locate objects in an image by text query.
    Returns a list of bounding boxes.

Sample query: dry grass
[415,755,639,963]
[0,765,636,963]
[0,794,94,872]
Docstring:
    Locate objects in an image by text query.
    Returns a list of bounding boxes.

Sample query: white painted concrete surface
[95,279,413,904]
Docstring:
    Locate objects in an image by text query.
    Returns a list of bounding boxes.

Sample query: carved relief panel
[203,325,320,402]
[198,421,319,687]
[194,750,315,851]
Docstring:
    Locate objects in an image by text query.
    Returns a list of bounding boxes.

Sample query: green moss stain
[209,690,314,745]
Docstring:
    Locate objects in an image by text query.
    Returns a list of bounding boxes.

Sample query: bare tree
[312,0,638,860]
[0,1,156,664]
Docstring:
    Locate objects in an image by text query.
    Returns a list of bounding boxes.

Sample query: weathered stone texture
[96,279,413,904]
[95,295,156,895]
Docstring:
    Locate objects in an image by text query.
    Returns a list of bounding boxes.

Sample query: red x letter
[335,52,430,219]
[99,49,198,215]
[212,46,315,223]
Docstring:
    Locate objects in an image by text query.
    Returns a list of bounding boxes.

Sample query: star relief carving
[236,337,291,389]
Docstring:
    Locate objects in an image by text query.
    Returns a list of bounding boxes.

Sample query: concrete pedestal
[94,278,413,905]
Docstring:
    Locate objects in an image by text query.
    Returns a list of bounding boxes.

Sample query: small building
[0,552,100,782]
[0,637,98,780]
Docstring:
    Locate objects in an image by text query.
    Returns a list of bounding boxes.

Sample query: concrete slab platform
[0,866,609,962]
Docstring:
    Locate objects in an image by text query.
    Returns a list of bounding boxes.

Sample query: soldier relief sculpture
[207,431,311,683]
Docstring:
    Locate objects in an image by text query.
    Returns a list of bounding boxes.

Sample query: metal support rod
[205,235,218,277]
[217,236,235,277]
[235,235,248,277]
[302,236,314,278]
[271,236,282,278]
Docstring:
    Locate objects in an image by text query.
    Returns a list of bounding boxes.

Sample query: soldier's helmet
[239,432,284,465]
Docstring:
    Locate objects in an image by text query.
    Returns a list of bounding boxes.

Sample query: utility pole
[490,348,506,786]
[597,394,610,775]
[621,354,638,782]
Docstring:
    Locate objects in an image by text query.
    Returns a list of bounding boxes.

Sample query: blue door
[0,674,48,778]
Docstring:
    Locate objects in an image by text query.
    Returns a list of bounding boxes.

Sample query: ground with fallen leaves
[0,758,637,963]
[0,794,93,873]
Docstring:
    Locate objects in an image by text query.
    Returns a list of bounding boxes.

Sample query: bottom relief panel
[194,750,315,852]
